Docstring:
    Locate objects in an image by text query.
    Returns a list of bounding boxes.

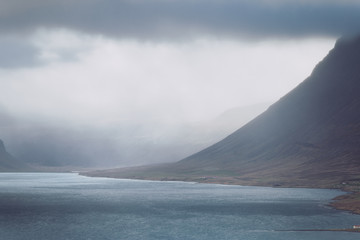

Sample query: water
[0,173,359,240]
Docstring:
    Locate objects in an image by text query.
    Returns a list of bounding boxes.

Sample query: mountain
[85,36,360,188]
[0,139,31,171]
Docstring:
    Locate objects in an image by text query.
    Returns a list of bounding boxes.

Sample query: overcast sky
[1,0,359,125]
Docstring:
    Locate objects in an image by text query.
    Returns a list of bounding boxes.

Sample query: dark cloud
[0,0,360,40]
[0,37,40,68]
[0,33,85,68]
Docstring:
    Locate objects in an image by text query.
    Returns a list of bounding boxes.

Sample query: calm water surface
[0,173,359,240]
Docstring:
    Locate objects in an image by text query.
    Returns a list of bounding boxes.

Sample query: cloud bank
[1,0,358,69]
[1,0,360,40]
[0,33,334,124]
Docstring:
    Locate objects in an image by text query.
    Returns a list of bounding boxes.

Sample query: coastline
[329,191,360,215]
[81,172,360,216]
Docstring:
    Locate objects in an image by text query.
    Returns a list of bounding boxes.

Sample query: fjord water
[0,173,359,240]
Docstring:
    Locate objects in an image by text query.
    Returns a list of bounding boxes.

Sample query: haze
[0,0,359,168]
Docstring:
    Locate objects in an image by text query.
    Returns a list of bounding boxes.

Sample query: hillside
[85,36,360,189]
[0,139,31,172]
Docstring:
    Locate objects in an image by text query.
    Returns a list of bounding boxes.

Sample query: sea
[0,173,359,240]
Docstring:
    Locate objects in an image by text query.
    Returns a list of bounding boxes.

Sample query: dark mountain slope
[0,139,31,172]
[86,36,360,187]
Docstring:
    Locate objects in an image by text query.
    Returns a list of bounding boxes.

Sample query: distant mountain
[0,139,31,172]
[155,103,271,162]
[86,36,360,188]
[184,103,271,146]
[0,103,269,169]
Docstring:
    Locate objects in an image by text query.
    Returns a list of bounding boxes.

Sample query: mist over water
[0,103,271,168]
[0,173,359,240]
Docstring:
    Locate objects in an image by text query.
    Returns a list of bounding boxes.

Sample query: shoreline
[80,172,360,216]
[329,191,360,215]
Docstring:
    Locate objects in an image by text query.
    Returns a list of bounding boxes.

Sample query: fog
[0,101,272,168]
[1,0,355,168]
[0,33,335,168]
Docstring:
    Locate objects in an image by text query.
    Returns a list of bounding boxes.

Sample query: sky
[0,0,360,167]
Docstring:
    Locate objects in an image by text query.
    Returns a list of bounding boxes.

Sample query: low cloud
[0,33,335,125]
